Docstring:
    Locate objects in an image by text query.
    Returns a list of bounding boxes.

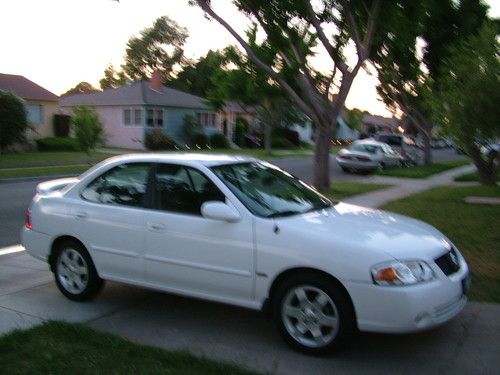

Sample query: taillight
[25,209,32,230]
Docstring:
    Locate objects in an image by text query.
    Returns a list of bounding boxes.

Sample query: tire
[341,166,350,173]
[53,240,104,302]
[273,273,356,355]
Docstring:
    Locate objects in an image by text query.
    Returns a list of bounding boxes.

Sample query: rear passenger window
[154,164,225,215]
[81,163,151,207]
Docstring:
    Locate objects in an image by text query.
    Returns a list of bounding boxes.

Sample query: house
[217,102,258,140]
[0,73,59,140]
[361,114,400,134]
[59,72,219,149]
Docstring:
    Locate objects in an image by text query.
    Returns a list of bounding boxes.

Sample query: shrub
[234,118,248,147]
[272,127,300,146]
[210,133,230,148]
[71,106,105,156]
[271,136,295,149]
[145,129,177,150]
[191,133,209,147]
[0,91,28,153]
[53,114,71,137]
[36,137,80,151]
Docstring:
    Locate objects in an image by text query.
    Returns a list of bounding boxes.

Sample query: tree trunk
[422,131,432,165]
[467,144,497,185]
[313,122,332,191]
[263,122,272,154]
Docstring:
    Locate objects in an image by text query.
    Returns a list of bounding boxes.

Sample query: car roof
[101,152,258,167]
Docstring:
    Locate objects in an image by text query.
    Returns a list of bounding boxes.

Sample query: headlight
[371,260,435,286]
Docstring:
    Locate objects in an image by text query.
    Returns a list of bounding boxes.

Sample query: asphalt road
[0,148,465,247]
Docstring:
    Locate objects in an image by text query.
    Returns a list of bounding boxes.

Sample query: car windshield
[211,162,334,218]
[350,143,380,154]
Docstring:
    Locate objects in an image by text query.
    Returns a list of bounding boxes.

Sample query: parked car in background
[22,154,470,354]
[372,133,423,165]
[336,139,403,173]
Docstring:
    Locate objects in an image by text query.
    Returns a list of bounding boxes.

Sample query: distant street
[0,148,465,247]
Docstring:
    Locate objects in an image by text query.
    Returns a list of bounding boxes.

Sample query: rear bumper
[21,227,51,262]
[344,261,469,333]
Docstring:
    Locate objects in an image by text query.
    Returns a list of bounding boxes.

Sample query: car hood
[278,202,450,260]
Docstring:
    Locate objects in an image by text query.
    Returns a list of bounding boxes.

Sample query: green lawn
[454,170,499,182]
[0,321,258,375]
[382,185,500,303]
[0,151,115,169]
[324,181,391,201]
[377,159,471,178]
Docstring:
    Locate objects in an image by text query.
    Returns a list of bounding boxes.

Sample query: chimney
[150,70,162,91]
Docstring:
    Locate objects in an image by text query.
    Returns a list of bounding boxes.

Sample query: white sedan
[22,154,470,354]
[336,139,403,172]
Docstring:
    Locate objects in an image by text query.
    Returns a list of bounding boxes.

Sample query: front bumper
[344,259,470,333]
[336,157,379,170]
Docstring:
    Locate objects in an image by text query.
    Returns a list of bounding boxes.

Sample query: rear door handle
[75,211,88,219]
[147,222,166,232]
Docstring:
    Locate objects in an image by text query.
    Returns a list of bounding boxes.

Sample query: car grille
[435,248,460,276]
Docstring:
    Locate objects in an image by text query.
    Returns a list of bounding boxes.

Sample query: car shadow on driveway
[85,283,498,375]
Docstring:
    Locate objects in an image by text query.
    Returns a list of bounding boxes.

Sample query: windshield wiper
[306,201,334,213]
[266,210,301,218]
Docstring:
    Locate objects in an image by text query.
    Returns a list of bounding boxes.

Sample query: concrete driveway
[1,250,499,375]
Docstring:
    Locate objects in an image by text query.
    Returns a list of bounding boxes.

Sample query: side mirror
[201,201,241,223]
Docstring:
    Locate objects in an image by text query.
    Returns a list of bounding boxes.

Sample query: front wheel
[54,240,104,302]
[273,274,355,354]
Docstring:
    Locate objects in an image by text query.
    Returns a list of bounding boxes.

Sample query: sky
[1,0,498,117]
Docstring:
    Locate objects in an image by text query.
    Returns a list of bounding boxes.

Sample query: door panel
[144,164,254,301]
[70,162,152,281]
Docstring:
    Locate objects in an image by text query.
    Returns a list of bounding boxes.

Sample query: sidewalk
[344,164,477,208]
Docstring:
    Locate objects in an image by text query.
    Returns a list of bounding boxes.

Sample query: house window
[124,108,142,127]
[26,104,42,124]
[146,108,164,128]
[147,109,155,127]
[196,111,216,128]
[155,109,163,127]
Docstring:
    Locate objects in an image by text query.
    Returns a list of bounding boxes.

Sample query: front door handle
[75,211,88,219]
[147,222,166,232]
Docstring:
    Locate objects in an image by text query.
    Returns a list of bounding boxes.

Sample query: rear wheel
[341,166,350,173]
[273,273,355,354]
[54,240,104,301]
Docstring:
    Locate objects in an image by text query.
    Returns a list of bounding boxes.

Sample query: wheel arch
[264,267,358,327]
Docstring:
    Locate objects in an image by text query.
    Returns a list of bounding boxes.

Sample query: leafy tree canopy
[99,64,127,90]
[123,16,188,82]
[0,91,28,153]
[62,82,99,96]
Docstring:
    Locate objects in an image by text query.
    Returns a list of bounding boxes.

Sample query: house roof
[362,114,399,129]
[223,101,258,114]
[59,81,209,109]
[0,73,59,101]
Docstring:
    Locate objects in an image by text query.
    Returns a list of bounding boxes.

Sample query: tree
[206,26,295,153]
[194,0,384,190]
[430,24,499,185]
[0,91,28,154]
[167,50,226,97]
[71,106,106,157]
[62,82,99,96]
[99,64,127,89]
[123,16,188,82]
[372,0,490,165]
[343,108,365,132]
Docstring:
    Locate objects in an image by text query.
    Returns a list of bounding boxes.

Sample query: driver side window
[154,164,225,215]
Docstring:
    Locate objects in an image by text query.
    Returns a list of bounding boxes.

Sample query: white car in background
[336,139,403,173]
[22,154,470,354]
